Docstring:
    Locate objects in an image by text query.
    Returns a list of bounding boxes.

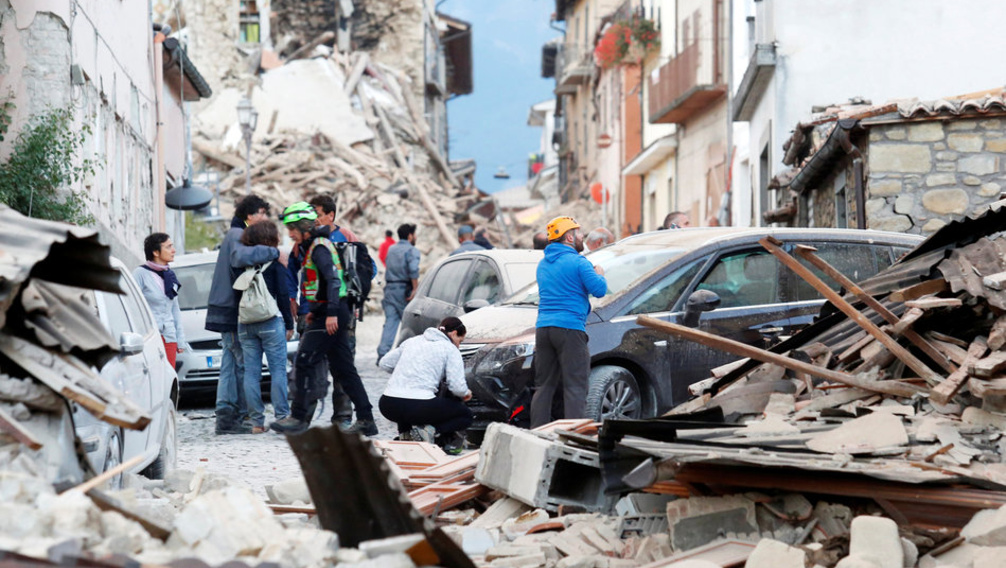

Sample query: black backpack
[334,241,374,317]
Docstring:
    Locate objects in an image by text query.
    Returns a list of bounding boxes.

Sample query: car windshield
[504,246,686,307]
[175,263,216,310]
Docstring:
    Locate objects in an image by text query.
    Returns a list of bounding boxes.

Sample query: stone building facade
[771,96,1006,235]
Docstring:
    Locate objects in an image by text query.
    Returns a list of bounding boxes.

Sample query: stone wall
[864,117,1006,234]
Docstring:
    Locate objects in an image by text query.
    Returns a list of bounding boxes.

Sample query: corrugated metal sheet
[0,206,122,329]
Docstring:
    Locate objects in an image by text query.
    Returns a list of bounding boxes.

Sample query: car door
[403,258,474,339]
[97,288,152,455]
[117,269,161,453]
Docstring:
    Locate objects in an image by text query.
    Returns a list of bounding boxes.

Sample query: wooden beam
[794,245,955,374]
[905,297,963,310]
[889,279,949,302]
[343,52,370,97]
[0,406,43,450]
[762,237,943,386]
[64,454,147,494]
[930,337,987,405]
[635,315,926,398]
[192,138,245,170]
[286,31,336,62]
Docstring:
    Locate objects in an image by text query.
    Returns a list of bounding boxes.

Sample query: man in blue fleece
[530,216,607,427]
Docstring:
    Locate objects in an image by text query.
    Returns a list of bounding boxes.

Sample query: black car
[459,227,923,430]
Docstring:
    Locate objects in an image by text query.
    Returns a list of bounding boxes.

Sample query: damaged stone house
[768,93,1006,235]
[0,1,210,264]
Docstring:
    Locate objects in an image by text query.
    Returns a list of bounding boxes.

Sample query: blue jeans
[378,284,407,359]
[216,330,247,428]
[238,316,290,426]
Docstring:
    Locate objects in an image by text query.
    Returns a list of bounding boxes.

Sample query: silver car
[73,257,178,482]
[172,252,297,401]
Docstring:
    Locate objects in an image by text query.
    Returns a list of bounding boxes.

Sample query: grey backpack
[233,262,278,324]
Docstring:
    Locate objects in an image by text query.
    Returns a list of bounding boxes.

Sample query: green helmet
[281,201,317,224]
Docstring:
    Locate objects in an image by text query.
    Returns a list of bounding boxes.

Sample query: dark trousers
[326,303,373,421]
[530,326,590,428]
[379,395,473,436]
[330,314,356,423]
[291,320,336,422]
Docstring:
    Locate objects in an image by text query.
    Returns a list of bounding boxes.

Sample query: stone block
[746,539,806,568]
[961,504,1006,545]
[869,130,886,142]
[926,173,956,187]
[341,552,415,568]
[981,182,1002,197]
[97,511,148,555]
[666,495,757,551]
[871,144,932,173]
[948,133,985,152]
[807,412,908,454]
[885,128,906,141]
[959,155,999,176]
[359,534,424,558]
[501,509,550,540]
[471,497,534,530]
[907,122,944,142]
[865,198,888,216]
[893,194,914,214]
[901,538,918,567]
[963,407,1006,430]
[922,188,969,215]
[868,215,913,233]
[985,139,1006,153]
[849,516,902,568]
[949,120,979,130]
[974,546,1006,568]
[935,151,959,161]
[476,423,613,512]
[922,219,947,233]
[980,119,1003,129]
[614,493,676,516]
[837,555,883,568]
[870,179,903,197]
[265,477,311,505]
[963,175,982,186]
[935,162,957,172]
[920,542,979,567]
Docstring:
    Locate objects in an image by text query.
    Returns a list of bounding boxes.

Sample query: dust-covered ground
[177,316,397,497]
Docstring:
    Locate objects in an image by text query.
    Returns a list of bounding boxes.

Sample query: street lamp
[237,97,258,194]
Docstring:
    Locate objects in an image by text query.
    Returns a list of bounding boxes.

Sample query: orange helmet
[546,216,580,241]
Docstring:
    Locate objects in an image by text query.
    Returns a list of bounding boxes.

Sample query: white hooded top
[380,327,469,400]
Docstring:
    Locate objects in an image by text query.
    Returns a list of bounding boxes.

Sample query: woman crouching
[378,317,473,453]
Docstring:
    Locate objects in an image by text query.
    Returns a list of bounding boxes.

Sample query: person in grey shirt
[133,233,185,368]
[378,223,420,360]
[450,225,483,256]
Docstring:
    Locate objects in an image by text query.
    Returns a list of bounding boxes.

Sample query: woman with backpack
[378,316,473,454]
[236,221,294,434]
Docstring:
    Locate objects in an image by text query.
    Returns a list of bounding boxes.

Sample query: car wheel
[584,365,643,421]
[142,402,177,480]
[103,428,124,489]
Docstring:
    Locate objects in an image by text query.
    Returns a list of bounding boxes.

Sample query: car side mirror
[120,332,144,355]
[682,290,721,328]
[463,299,490,313]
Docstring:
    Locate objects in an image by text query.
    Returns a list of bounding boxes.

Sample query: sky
[437,0,561,194]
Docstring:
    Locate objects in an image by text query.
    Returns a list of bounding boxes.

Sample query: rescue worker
[377,223,420,361]
[271,202,372,434]
[530,216,607,428]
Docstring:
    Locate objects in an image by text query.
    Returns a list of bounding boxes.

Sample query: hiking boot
[345,419,379,436]
[442,432,466,455]
[216,422,252,435]
[269,416,309,434]
[410,425,436,444]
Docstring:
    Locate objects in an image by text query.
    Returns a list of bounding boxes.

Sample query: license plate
[206,355,221,368]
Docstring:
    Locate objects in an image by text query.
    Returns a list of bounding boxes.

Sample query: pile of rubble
[192,50,515,263]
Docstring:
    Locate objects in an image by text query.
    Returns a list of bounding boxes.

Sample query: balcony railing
[556,44,593,93]
[648,41,726,124]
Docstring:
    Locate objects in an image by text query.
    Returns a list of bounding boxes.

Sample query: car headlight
[475,334,535,377]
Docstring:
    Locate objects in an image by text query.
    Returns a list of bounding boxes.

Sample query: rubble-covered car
[460,228,923,431]
[394,249,543,346]
[73,257,178,482]
[172,251,297,400]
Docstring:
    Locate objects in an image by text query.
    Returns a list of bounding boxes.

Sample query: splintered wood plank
[636,315,926,398]
[931,337,988,405]
[905,296,964,310]
[0,406,42,450]
[639,539,756,568]
[890,279,949,302]
[408,452,480,485]
[794,246,954,374]
[762,237,942,386]
[972,350,1006,378]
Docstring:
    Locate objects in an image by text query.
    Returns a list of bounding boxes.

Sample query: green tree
[0,105,95,224]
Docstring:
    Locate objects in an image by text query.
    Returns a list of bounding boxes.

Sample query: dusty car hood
[460,304,537,343]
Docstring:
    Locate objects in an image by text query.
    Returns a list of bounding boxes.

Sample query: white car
[172,252,297,401]
[73,257,178,482]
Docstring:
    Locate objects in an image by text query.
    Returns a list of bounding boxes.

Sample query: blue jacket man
[530,216,607,428]
[377,223,421,360]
